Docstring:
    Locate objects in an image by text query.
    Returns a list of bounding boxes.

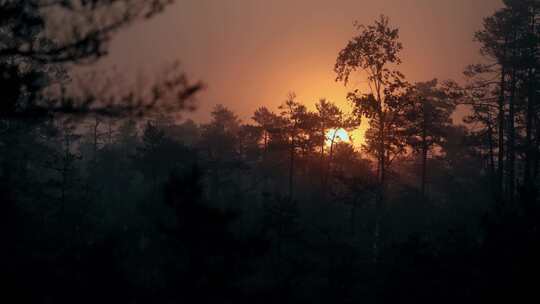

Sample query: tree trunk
[93,118,100,165]
[288,135,295,201]
[320,126,326,190]
[534,115,540,180]
[322,131,337,200]
[262,130,270,192]
[350,198,357,236]
[374,112,385,263]
[497,46,507,203]
[525,67,535,191]
[487,120,497,198]
[264,131,269,155]
[524,6,536,192]
[507,65,517,205]
[421,104,428,200]
[421,134,428,200]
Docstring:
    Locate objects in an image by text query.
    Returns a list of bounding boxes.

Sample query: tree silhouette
[335,15,408,261]
[0,1,202,119]
[402,79,456,199]
[278,93,310,201]
[472,0,540,206]
[314,98,360,198]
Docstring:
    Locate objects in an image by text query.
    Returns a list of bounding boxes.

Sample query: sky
[97,0,503,143]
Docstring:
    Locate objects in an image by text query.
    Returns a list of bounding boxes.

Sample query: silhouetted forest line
[2,0,540,303]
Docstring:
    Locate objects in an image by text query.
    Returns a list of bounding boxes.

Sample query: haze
[101,0,502,126]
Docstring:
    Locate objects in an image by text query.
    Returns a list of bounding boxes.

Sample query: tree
[460,63,502,200]
[0,0,173,64]
[474,3,514,204]
[237,124,263,162]
[166,119,200,146]
[253,106,284,156]
[315,99,342,159]
[252,106,287,192]
[0,1,202,119]
[335,15,408,261]
[278,93,310,200]
[137,121,165,190]
[403,79,456,199]
[199,104,241,161]
[198,105,243,205]
[55,62,202,119]
[42,118,83,220]
[314,98,360,197]
[473,0,540,205]
[135,120,189,194]
[116,118,139,159]
[163,165,268,302]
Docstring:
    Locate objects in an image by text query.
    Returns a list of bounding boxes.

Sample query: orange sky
[97,0,503,145]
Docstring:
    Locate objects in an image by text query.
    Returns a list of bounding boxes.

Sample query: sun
[326,128,351,146]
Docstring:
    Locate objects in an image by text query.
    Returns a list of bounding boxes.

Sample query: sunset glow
[6,0,531,301]
[104,0,501,125]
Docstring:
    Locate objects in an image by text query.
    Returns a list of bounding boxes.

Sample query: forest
[1,0,540,303]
